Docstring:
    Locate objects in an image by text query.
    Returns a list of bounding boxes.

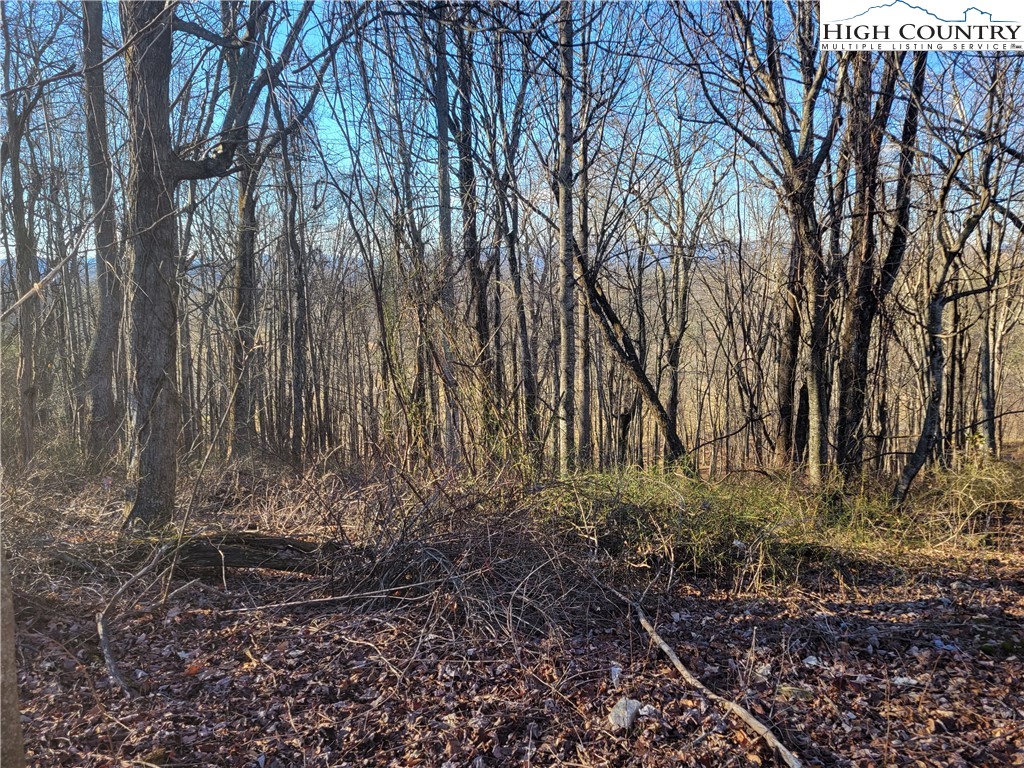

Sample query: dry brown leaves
[13,551,1024,767]
[8,468,1024,766]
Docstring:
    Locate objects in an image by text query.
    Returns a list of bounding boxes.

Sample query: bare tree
[556,0,576,473]
[81,0,122,462]
[894,56,1003,503]
[119,0,182,527]
[121,0,315,527]
[3,1,1023,511]
[835,52,927,480]
[2,1,52,467]
[432,4,460,462]
[676,2,847,483]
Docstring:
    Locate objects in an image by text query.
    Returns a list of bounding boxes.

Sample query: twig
[95,546,168,697]
[163,578,200,603]
[219,577,447,614]
[95,610,135,698]
[602,580,802,768]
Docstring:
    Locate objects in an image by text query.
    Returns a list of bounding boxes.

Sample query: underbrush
[7,457,1023,767]
[3,457,1022,642]
[536,470,801,591]
[912,455,1024,548]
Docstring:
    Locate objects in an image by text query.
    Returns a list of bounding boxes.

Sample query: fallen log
[167,533,339,575]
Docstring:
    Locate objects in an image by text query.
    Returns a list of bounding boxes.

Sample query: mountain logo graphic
[829,1,1016,24]
[819,0,1023,50]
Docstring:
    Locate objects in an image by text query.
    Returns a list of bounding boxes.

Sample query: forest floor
[7,467,1024,767]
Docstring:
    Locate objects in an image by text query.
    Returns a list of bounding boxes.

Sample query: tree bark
[894,129,992,502]
[577,31,594,470]
[121,0,180,529]
[1,546,25,768]
[453,19,493,405]
[836,53,925,479]
[978,276,995,456]
[835,53,893,474]
[2,3,42,468]
[490,31,539,460]
[280,134,308,467]
[799,206,827,486]
[433,6,460,461]
[118,1,315,520]
[81,0,123,462]
[557,0,576,473]
[228,151,260,460]
[575,248,690,467]
[893,292,946,503]
[774,240,801,469]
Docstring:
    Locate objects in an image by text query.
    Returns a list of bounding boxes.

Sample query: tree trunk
[795,380,809,464]
[943,287,961,464]
[579,283,594,469]
[979,290,998,455]
[491,33,539,460]
[804,214,827,486]
[453,20,493,407]
[842,51,926,479]
[835,54,898,476]
[501,189,539,459]
[575,250,690,467]
[894,124,992,500]
[2,3,41,468]
[893,293,946,503]
[81,0,123,462]
[433,6,459,461]
[121,0,180,529]
[774,240,801,469]
[279,134,307,467]
[228,151,260,459]
[1,546,25,768]
[784,191,827,485]
[557,0,576,474]
[665,191,692,453]
[577,39,593,469]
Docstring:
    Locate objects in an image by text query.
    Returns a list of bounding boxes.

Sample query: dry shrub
[316,467,615,639]
[7,450,1023,648]
[912,454,1024,548]
[537,470,810,593]
[2,459,134,622]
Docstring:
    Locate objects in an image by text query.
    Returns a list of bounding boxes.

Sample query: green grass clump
[541,469,805,589]
[539,463,1022,592]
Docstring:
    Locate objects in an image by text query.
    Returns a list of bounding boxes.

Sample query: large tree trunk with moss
[121,1,180,529]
